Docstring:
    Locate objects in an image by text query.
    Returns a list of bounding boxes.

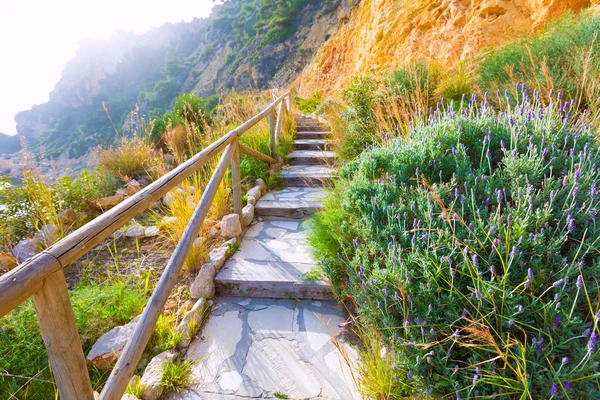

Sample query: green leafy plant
[310,88,600,398]
[160,359,193,394]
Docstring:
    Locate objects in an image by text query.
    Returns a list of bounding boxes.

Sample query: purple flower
[454,329,460,339]
[550,383,558,397]
[407,371,413,380]
[528,268,534,281]
[485,197,491,208]
[561,356,569,366]
[456,393,462,400]
[552,279,564,288]
[577,275,584,289]
[566,214,576,233]
[554,316,561,328]
[588,332,598,353]
[517,304,524,314]
[353,237,359,249]
[473,374,479,385]
[564,381,572,391]
[591,184,597,199]
[508,319,515,328]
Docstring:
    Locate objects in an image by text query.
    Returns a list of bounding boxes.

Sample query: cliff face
[12,0,348,160]
[296,0,592,96]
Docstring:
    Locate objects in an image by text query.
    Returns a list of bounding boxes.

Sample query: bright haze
[0,0,216,135]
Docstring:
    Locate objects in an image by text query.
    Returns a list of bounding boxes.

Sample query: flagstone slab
[169,297,359,400]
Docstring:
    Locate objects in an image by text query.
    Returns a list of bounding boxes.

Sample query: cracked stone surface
[169,298,360,400]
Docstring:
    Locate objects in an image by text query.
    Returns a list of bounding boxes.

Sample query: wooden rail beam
[0,91,290,318]
[100,143,236,400]
[239,144,278,165]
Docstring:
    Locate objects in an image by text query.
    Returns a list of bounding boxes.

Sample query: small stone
[144,226,160,237]
[94,194,125,210]
[176,298,209,346]
[209,226,219,237]
[122,394,139,400]
[164,154,175,163]
[220,214,242,239]
[12,239,40,263]
[161,216,178,229]
[126,226,146,238]
[208,243,230,270]
[188,186,196,195]
[242,204,254,226]
[0,252,18,273]
[247,195,256,206]
[246,186,262,201]
[190,263,217,299]
[194,237,203,248]
[255,178,267,194]
[140,350,178,400]
[125,180,142,196]
[162,192,175,208]
[40,224,59,244]
[87,316,140,368]
[57,209,80,225]
[115,188,128,198]
[138,178,149,186]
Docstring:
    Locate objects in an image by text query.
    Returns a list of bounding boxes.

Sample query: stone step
[215,219,333,300]
[288,150,336,165]
[279,165,334,187]
[296,125,328,132]
[255,187,326,218]
[296,131,331,139]
[293,138,331,151]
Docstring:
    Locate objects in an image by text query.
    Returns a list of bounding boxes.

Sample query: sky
[0,0,216,135]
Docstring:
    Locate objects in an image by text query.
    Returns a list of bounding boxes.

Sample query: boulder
[242,204,254,226]
[12,239,40,262]
[246,186,262,201]
[220,214,242,239]
[125,180,142,196]
[40,224,59,243]
[87,316,140,369]
[246,195,257,206]
[126,226,146,239]
[94,194,125,210]
[190,263,217,299]
[145,226,160,237]
[176,298,209,347]
[58,209,81,225]
[255,178,267,194]
[140,350,178,400]
[0,252,18,273]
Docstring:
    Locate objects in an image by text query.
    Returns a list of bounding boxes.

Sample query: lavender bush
[310,86,600,398]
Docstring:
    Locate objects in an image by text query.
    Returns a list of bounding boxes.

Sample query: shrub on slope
[309,87,600,398]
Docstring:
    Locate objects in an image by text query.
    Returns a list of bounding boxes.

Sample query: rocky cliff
[11,0,349,161]
[296,0,593,96]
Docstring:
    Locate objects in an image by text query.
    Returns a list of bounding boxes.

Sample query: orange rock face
[296,0,592,96]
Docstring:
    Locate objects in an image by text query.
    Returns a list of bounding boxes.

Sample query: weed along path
[171,116,360,399]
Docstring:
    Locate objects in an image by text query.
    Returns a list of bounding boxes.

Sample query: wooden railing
[0,91,292,399]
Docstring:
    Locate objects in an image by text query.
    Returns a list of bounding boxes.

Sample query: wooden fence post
[231,139,243,220]
[274,102,284,145]
[285,95,291,113]
[268,111,276,157]
[32,266,94,399]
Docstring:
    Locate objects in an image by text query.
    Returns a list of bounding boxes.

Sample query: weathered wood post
[285,95,291,113]
[231,139,243,220]
[274,102,284,145]
[268,111,276,157]
[32,265,95,399]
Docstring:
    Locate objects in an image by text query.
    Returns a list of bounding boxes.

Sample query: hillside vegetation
[307,9,600,399]
[12,0,346,160]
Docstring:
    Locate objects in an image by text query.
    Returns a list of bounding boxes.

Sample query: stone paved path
[175,116,361,399]
[168,298,359,400]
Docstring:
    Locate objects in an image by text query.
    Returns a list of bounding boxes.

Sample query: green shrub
[477,11,600,113]
[310,88,600,398]
[294,90,322,114]
[0,277,147,398]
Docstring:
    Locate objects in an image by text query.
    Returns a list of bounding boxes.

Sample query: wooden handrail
[0,91,290,318]
[0,91,292,400]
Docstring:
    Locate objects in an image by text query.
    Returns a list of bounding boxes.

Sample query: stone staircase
[215,115,335,300]
[174,115,361,400]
